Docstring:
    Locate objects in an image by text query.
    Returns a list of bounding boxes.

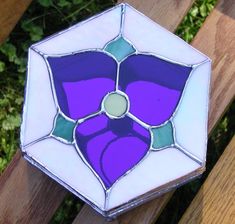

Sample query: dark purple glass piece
[75,114,150,188]
[119,54,192,125]
[47,52,117,120]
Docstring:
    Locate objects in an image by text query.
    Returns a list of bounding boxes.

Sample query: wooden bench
[0,0,234,223]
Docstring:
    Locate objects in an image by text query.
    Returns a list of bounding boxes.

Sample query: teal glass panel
[52,113,76,142]
[104,37,136,61]
[151,121,174,149]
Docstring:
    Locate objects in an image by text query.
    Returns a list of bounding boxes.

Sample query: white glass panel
[107,147,200,209]
[123,5,207,65]
[173,61,211,161]
[21,49,57,146]
[25,138,105,209]
[34,5,122,55]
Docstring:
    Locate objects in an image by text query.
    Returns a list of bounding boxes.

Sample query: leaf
[207,3,214,12]
[0,61,6,72]
[15,97,24,105]
[58,0,71,7]
[2,115,21,131]
[14,57,27,73]
[200,4,207,17]
[38,0,53,7]
[30,27,44,41]
[21,20,44,41]
[0,43,17,62]
[0,157,8,173]
[72,0,83,4]
[190,7,198,17]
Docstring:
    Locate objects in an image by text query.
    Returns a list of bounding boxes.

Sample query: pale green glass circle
[103,93,128,118]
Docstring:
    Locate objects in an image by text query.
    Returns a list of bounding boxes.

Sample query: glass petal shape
[118,54,192,126]
[47,51,117,120]
[104,37,136,61]
[75,114,150,188]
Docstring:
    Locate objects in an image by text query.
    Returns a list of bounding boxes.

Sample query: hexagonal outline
[20,3,211,218]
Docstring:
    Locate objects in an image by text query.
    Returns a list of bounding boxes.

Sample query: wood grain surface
[192,0,235,133]
[0,151,67,224]
[73,0,235,223]
[73,192,174,224]
[0,0,32,44]
[179,1,235,222]
[179,136,235,224]
[0,0,195,223]
[119,0,195,32]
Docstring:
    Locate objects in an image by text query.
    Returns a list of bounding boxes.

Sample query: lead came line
[174,144,203,165]
[77,110,102,124]
[126,112,150,129]
[22,135,50,150]
[119,3,126,37]
[115,63,120,90]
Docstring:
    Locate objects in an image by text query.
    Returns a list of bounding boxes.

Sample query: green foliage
[0,42,17,62]
[38,0,53,7]
[21,20,44,41]
[0,61,5,72]
[2,115,21,131]
[0,84,22,170]
[176,0,217,42]
[50,195,83,224]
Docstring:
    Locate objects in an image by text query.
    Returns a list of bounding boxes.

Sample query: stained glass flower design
[46,42,192,188]
[21,3,211,217]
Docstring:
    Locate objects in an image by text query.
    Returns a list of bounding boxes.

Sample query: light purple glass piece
[119,54,192,125]
[75,114,150,188]
[47,52,117,120]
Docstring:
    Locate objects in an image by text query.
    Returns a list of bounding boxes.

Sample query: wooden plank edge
[179,136,235,224]
[0,0,32,44]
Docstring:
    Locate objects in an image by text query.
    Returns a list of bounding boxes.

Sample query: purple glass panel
[75,114,150,188]
[119,54,192,125]
[47,50,192,189]
[47,52,117,120]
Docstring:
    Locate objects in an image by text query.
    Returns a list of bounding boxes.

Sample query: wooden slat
[193,0,235,132]
[74,0,235,223]
[119,0,195,32]
[0,151,67,223]
[73,192,174,224]
[0,0,32,44]
[179,136,235,224]
[0,1,195,223]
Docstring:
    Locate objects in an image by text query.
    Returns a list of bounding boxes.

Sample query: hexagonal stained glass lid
[20,3,211,218]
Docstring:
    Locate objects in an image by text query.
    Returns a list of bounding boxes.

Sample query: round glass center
[103,92,129,118]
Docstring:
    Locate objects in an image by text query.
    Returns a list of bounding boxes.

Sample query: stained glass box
[20,3,211,218]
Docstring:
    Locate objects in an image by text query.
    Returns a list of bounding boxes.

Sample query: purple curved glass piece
[119,54,192,126]
[47,52,117,120]
[75,114,150,188]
